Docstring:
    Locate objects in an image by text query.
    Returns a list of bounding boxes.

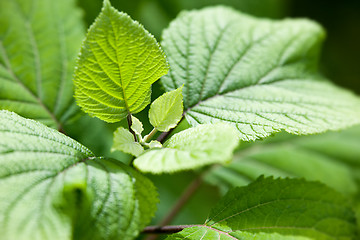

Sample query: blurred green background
[69,0,360,237]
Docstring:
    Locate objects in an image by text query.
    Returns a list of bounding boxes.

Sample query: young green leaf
[74,0,169,123]
[205,126,360,196]
[161,7,360,141]
[166,177,357,240]
[131,115,144,136]
[112,127,144,157]
[0,0,85,130]
[133,124,239,174]
[0,110,157,240]
[149,86,184,132]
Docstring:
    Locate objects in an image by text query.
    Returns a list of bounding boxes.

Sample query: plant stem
[127,114,137,141]
[144,128,158,143]
[58,125,66,135]
[157,116,185,143]
[142,225,197,234]
[144,174,204,240]
[157,128,175,143]
[161,175,203,226]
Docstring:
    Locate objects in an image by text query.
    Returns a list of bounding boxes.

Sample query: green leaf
[0,0,85,130]
[0,110,157,240]
[74,0,169,123]
[161,7,360,141]
[205,126,360,195]
[131,115,144,136]
[149,86,184,132]
[166,177,357,240]
[133,123,239,174]
[112,126,144,157]
[166,227,311,240]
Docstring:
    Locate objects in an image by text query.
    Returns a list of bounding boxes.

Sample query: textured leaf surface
[74,0,169,122]
[0,110,157,240]
[161,7,360,141]
[112,127,144,157]
[134,124,239,174]
[205,126,360,195]
[166,177,356,240]
[166,227,311,240]
[149,87,184,132]
[0,0,84,129]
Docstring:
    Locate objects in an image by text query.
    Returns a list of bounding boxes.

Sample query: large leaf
[0,0,85,130]
[161,7,360,141]
[205,126,360,196]
[133,124,238,174]
[166,227,311,240]
[166,177,357,240]
[0,110,158,240]
[74,0,169,123]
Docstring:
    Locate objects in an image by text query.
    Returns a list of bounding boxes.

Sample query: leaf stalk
[144,173,204,240]
[127,114,137,141]
[144,128,158,143]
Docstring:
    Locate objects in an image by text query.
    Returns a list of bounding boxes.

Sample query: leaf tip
[102,0,111,8]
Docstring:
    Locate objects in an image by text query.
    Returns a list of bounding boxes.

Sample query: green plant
[1,0,360,239]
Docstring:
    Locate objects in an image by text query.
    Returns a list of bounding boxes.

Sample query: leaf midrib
[204,195,350,240]
[197,19,235,104]
[154,91,181,129]
[201,226,237,240]
[109,9,130,114]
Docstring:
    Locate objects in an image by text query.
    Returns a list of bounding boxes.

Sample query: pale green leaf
[149,86,184,132]
[133,124,239,174]
[161,7,360,141]
[205,126,360,195]
[112,127,144,157]
[0,0,85,129]
[166,177,356,240]
[131,115,144,136]
[0,110,157,240]
[74,0,169,123]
